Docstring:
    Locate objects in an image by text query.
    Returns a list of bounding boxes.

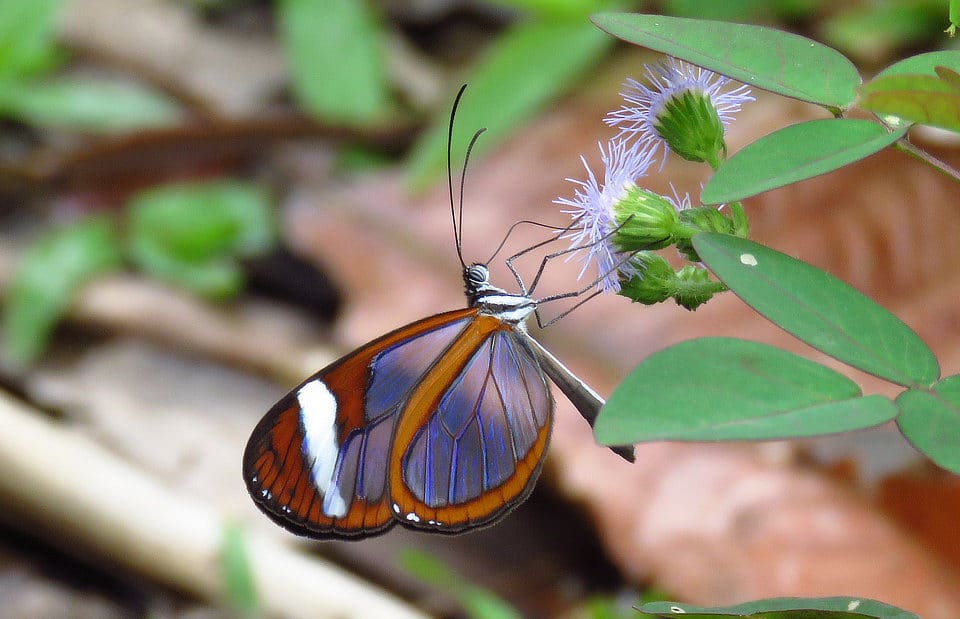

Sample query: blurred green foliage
[1,181,277,365]
[0,78,181,131]
[219,522,259,615]
[2,218,122,366]
[0,0,181,132]
[664,0,818,21]
[401,547,652,619]
[0,0,62,80]
[270,0,622,188]
[277,0,390,125]
[127,180,276,300]
[487,0,609,19]
[400,548,523,619]
[575,594,646,619]
[405,17,614,189]
[821,0,947,62]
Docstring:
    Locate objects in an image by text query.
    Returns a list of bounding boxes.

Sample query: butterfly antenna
[458,126,487,259]
[486,219,570,267]
[448,84,469,269]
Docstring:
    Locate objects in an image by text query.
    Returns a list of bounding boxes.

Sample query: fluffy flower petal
[605,58,754,163]
[554,139,656,293]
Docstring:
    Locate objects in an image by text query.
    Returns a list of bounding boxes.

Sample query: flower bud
[612,187,681,252]
[606,58,754,168]
[672,265,726,310]
[675,205,749,262]
[618,252,675,304]
[654,89,726,169]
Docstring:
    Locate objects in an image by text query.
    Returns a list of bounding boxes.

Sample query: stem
[672,275,728,298]
[894,138,960,183]
[670,268,728,311]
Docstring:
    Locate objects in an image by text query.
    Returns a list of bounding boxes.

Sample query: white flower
[605,58,754,165]
[554,138,657,293]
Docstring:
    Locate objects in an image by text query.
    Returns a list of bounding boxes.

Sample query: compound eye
[468,264,488,284]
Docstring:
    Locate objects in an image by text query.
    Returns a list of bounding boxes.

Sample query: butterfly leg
[498,215,586,294]
[503,214,589,295]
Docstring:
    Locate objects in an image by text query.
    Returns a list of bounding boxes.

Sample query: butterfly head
[463,263,494,301]
[464,262,536,325]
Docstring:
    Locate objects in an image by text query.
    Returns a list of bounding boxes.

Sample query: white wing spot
[740,253,758,266]
[405,512,421,523]
[298,380,347,518]
[847,600,861,611]
[392,503,401,514]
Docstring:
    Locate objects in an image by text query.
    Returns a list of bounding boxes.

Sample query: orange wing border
[243,307,480,539]
[387,315,553,533]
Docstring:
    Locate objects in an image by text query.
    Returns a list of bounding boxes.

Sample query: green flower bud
[618,252,675,305]
[654,89,726,169]
[619,254,727,309]
[672,265,726,310]
[675,205,749,262]
[613,187,681,252]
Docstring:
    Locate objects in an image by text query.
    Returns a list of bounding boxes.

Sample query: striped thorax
[463,263,536,326]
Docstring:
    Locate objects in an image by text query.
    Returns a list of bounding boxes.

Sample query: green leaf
[399,549,522,619]
[0,78,182,132]
[863,52,960,131]
[597,337,896,445]
[639,596,919,618]
[702,119,908,204]
[133,250,244,300]
[939,66,960,89]
[219,522,259,615]
[860,71,960,133]
[896,375,960,474]
[0,0,61,80]
[693,234,939,387]
[277,0,389,125]
[128,181,274,258]
[874,50,960,80]
[590,13,861,109]
[405,19,612,189]
[126,180,275,299]
[2,218,122,365]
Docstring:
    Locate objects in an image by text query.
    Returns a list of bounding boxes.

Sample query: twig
[0,390,427,619]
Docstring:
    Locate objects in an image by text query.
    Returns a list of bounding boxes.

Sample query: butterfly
[243,87,634,540]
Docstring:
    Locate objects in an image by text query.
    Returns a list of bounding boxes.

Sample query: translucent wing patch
[394,323,554,530]
[243,309,475,538]
[328,316,472,508]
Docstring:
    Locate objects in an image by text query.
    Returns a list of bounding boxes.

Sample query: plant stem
[895,138,960,183]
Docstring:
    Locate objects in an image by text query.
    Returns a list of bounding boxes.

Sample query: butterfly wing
[243,308,477,539]
[387,314,554,533]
